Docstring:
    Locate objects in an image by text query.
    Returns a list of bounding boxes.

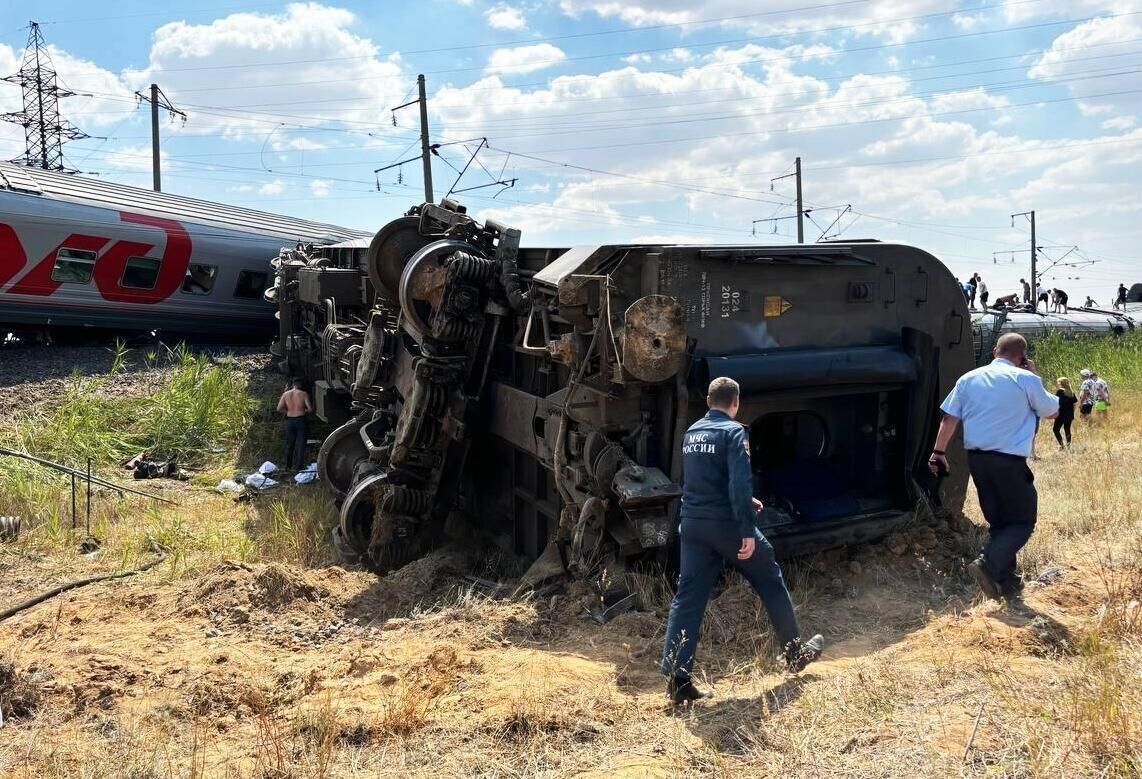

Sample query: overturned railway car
[273,200,973,573]
[970,307,1138,365]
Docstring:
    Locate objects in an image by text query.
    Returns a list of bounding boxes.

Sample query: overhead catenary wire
[127,6,1137,77]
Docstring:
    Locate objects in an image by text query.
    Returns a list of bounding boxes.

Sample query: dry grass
[1,353,1141,777]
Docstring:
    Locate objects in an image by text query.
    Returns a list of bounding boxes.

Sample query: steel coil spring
[419,382,448,415]
[381,485,430,516]
[449,251,498,284]
[435,318,480,341]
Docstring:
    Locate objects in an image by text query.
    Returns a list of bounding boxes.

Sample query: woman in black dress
[1054,377,1077,449]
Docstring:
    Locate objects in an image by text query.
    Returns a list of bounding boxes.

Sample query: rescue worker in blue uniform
[661,377,824,705]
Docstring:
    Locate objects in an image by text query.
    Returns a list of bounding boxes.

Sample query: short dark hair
[707,377,740,408]
[291,377,303,388]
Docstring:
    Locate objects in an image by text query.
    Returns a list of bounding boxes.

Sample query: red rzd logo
[0,212,192,304]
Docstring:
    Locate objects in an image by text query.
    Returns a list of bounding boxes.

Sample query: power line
[213,45,1142,119]
[117,32,1142,100]
[430,64,1142,137]
[509,86,1142,153]
[134,9,1139,77]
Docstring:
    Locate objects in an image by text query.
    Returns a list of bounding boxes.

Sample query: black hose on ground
[0,543,168,623]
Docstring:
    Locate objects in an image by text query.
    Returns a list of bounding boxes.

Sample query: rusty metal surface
[408,262,447,309]
[621,295,686,383]
[365,216,430,301]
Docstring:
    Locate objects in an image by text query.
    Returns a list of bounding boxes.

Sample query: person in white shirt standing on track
[928,333,1059,601]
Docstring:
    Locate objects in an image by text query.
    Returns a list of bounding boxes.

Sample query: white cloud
[928,88,1010,114]
[623,53,652,64]
[486,43,567,74]
[271,136,328,152]
[1029,15,1142,114]
[309,179,332,197]
[663,48,694,63]
[119,4,408,139]
[1002,0,1123,24]
[228,184,255,193]
[258,179,286,195]
[1102,116,1137,130]
[951,13,984,29]
[485,5,527,31]
[557,0,957,41]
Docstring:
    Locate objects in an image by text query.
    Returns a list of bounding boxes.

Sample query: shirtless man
[276,379,313,470]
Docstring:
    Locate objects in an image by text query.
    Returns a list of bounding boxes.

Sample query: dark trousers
[967,451,1037,589]
[661,518,800,679]
[284,416,308,470]
[1053,417,1073,446]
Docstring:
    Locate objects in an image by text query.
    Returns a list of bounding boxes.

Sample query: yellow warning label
[763,295,793,317]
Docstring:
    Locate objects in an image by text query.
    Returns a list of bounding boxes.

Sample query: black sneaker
[967,558,1002,600]
[781,634,825,673]
[667,676,712,705]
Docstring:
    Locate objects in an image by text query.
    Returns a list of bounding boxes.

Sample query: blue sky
[2,0,1140,301]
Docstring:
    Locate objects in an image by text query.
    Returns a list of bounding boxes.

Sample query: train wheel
[365,216,432,303]
[317,415,370,499]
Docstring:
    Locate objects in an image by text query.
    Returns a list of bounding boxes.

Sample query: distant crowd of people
[958,277,1132,315]
[1048,368,1112,452]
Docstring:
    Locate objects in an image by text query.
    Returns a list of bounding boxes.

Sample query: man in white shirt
[1036,285,1049,312]
[929,333,1058,601]
[978,278,989,310]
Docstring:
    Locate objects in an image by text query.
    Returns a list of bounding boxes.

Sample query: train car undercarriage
[270,200,972,583]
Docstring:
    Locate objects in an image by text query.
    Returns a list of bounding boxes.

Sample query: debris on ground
[294,462,318,484]
[122,453,190,481]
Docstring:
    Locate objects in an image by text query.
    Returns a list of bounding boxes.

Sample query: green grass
[0,342,256,543]
[2,342,254,469]
[1030,331,1142,388]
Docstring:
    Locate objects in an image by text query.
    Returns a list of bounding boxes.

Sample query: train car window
[121,256,162,290]
[182,263,217,295]
[234,270,268,299]
[51,248,98,284]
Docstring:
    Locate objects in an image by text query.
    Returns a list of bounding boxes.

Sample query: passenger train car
[970,305,1139,365]
[0,162,370,340]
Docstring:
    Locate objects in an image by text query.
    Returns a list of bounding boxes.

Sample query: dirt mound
[181,561,330,617]
[342,545,479,620]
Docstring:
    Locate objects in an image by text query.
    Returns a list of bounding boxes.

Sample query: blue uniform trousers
[661,518,801,679]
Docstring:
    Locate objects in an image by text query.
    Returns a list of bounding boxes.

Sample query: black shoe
[1000,576,1025,601]
[968,558,1002,600]
[667,676,712,705]
[781,634,825,673]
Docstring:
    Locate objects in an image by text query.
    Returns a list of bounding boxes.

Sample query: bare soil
[0,352,1139,778]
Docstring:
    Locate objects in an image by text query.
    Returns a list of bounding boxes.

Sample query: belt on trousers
[966,449,1025,462]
